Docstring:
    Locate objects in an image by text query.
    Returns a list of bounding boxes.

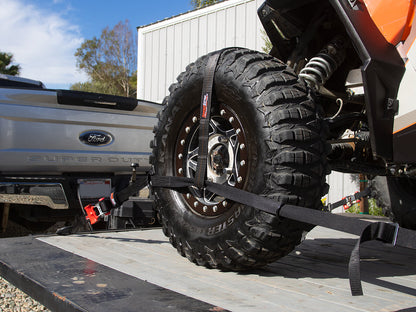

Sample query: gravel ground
[0,221,54,312]
[0,276,50,312]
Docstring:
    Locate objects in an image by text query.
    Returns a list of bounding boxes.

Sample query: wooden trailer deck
[0,216,415,311]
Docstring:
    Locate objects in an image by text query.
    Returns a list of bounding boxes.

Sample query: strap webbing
[396,227,416,249]
[348,222,398,296]
[151,175,194,189]
[150,174,416,296]
[279,205,400,296]
[195,51,223,189]
[111,176,149,206]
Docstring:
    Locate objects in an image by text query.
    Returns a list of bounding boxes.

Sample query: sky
[0,0,194,89]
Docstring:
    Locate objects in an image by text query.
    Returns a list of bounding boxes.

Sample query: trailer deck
[0,216,415,311]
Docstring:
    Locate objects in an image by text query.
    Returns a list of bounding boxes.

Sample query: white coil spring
[299,55,336,90]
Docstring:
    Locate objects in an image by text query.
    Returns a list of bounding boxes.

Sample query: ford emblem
[79,130,113,146]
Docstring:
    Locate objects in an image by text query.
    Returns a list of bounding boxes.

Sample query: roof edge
[136,0,253,32]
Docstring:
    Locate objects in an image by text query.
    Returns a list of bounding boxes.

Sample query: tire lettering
[206,206,241,236]
[207,227,216,235]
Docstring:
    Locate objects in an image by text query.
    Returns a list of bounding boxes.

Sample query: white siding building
[137,0,265,103]
[137,0,358,209]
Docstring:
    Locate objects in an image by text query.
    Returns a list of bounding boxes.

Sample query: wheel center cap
[206,134,234,184]
[210,144,229,174]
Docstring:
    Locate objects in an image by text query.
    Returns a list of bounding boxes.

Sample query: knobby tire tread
[151,48,328,270]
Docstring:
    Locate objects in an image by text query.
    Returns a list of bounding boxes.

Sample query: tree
[72,20,137,97]
[0,52,21,76]
[191,0,222,8]
[70,81,111,94]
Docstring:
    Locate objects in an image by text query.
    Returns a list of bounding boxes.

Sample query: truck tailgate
[0,88,158,174]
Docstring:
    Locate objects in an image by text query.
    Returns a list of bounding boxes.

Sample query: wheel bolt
[180,139,185,146]
[236,128,241,134]
[185,127,190,134]
[192,116,198,123]
[213,205,218,212]
[220,109,226,116]
[178,168,183,174]
[186,193,191,199]
[240,160,246,166]
[222,201,227,207]
[203,206,208,212]
[240,144,245,150]
[229,117,234,123]
[178,153,183,159]
[237,176,243,183]
[194,201,198,207]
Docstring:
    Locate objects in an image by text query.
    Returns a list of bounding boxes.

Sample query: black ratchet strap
[150,174,416,296]
[327,187,371,211]
[110,175,149,207]
[194,51,224,189]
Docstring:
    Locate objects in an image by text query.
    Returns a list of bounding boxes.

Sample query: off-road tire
[151,48,328,270]
[372,176,416,230]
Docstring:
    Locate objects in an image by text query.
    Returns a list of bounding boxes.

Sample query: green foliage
[260,30,272,54]
[70,81,118,94]
[345,198,384,216]
[191,0,222,8]
[129,71,137,97]
[0,52,21,76]
[72,20,137,97]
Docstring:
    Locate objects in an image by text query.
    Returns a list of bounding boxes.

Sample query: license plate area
[77,179,112,199]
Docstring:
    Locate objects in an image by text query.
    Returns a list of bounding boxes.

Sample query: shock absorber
[299,35,347,91]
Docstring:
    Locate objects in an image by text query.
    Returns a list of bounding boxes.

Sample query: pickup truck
[0,74,159,232]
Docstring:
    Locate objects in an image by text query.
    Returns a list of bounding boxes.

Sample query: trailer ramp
[0,219,415,311]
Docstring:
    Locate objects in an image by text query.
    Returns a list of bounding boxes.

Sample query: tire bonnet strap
[195,50,224,189]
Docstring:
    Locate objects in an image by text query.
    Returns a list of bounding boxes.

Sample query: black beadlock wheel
[151,48,328,270]
[372,176,416,230]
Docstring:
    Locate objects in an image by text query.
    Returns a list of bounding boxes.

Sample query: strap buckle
[376,222,399,246]
[391,223,399,246]
[84,203,104,225]
[83,197,111,225]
